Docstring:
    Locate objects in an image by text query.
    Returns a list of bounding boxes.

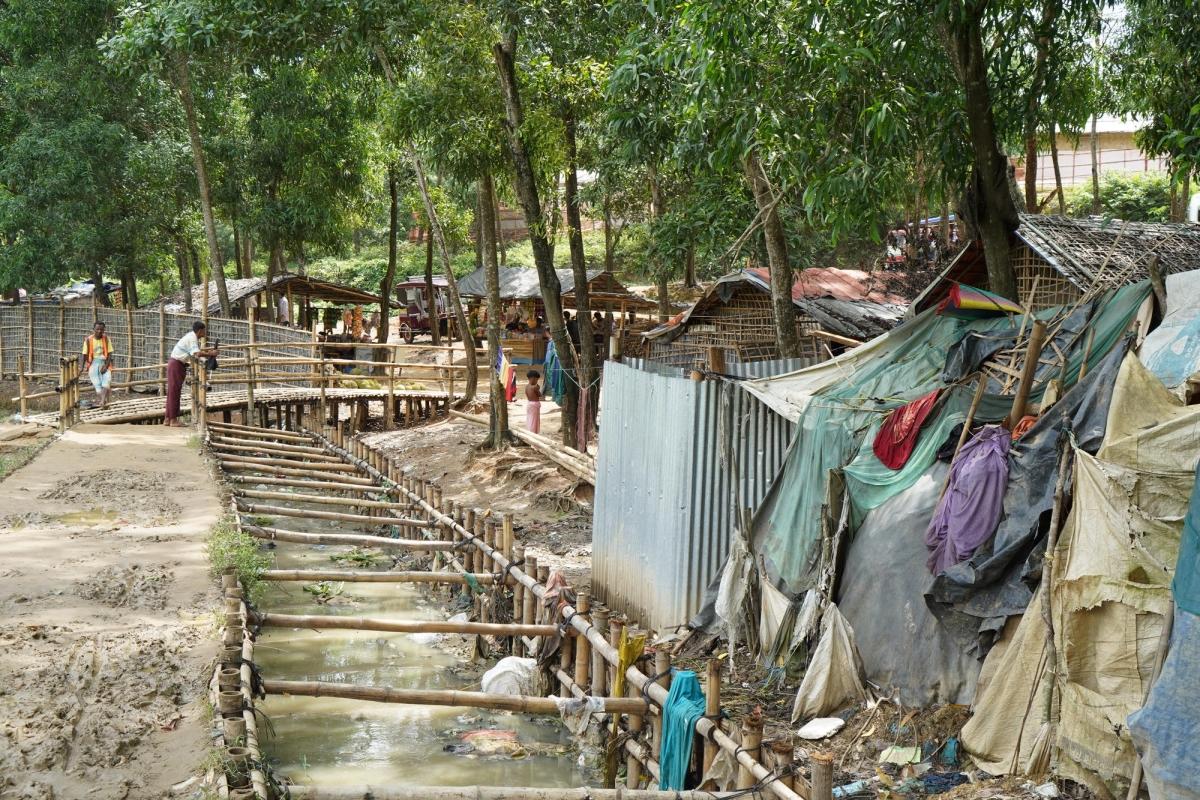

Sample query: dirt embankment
[363,411,594,589]
[0,424,222,800]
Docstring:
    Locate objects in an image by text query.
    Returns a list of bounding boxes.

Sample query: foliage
[1064,172,1172,222]
[206,515,272,601]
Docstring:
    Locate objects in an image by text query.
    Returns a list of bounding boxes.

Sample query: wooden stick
[1008,319,1048,427]
[234,488,416,511]
[262,680,647,714]
[242,524,457,551]
[253,612,556,638]
[260,569,496,585]
[936,373,988,502]
[235,501,425,527]
[285,786,729,800]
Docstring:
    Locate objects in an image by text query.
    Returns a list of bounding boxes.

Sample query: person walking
[165,321,219,427]
[81,321,115,409]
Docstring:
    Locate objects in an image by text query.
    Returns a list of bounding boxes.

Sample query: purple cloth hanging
[925,424,1010,574]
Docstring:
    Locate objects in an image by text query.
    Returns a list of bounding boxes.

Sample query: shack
[641,267,908,370]
[915,214,1200,312]
[456,267,654,364]
[160,273,382,330]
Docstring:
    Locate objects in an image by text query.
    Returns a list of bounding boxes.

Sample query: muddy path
[0,424,222,800]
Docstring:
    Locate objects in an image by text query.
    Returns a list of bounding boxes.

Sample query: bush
[1063,172,1172,222]
[206,516,272,601]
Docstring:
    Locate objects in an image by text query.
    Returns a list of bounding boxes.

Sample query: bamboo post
[17,356,27,418]
[771,740,795,792]
[522,556,538,636]
[736,709,763,790]
[1007,319,1047,427]
[385,345,396,430]
[590,606,610,698]
[246,309,257,421]
[197,360,208,434]
[702,658,721,782]
[559,628,574,698]
[26,295,35,371]
[57,359,66,433]
[810,753,834,800]
[58,298,66,363]
[158,303,167,395]
[607,615,624,692]
[651,649,671,764]
[626,680,645,789]
[448,362,455,402]
[573,591,591,692]
[125,302,135,377]
[512,545,526,656]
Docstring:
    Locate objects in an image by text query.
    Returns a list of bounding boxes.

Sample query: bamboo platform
[24,386,457,427]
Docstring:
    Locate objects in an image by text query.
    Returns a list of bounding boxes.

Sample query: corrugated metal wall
[593,360,795,631]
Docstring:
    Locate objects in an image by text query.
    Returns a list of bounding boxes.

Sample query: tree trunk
[265,242,282,322]
[647,164,670,323]
[425,227,440,345]
[243,236,253,278]
[480,172,510,449]
[745,151,801,358]
[1050,119,1065,213]
[408,147,476,402]
[1090,112,1101,215]
[493,27,579,447]
[1023,1,1060,214]
[940,195,951,250]
[684,245,697,288]
[93,268,111,308]
[492,181,507,266]
[603,195,615,273]
[297,243,307,276]
[563,110,597,442]
[233,226,245,279]
[124,270,139,309]
[946,11,1020,299]
[379,165,399,344]
[176,239,193,312]
[174,53,232,317]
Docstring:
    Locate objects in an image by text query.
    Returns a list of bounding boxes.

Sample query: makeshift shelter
[642,268,908,371]
[160,273,382,329]
[960,354,1200,798]
[914,215,1200,312]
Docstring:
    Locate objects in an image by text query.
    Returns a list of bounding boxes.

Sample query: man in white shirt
[278,294,290,326]
[166,321,219,427]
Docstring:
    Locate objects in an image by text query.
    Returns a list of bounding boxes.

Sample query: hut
[914,214,1200,312]
[641,267,908,371]
[456,267,655,364]
[160,273,382,331]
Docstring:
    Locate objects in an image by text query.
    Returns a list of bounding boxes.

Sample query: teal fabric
[658,670,706,790]
[1173,462,1200,615]
[750,282,1152,595]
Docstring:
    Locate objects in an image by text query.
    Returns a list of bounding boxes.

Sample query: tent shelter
[642,268,908,371]
[915,214,1200,312]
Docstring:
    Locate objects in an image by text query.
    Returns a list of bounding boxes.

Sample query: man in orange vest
[81,321,115,409]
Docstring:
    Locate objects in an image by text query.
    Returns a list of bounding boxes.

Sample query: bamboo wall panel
[592,360,795,630]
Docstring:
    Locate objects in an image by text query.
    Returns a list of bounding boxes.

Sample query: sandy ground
[0,424,222,800]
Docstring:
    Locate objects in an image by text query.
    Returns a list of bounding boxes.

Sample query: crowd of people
[885,222,960,270]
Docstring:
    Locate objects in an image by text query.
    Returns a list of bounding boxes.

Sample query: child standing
[524,370,542,434]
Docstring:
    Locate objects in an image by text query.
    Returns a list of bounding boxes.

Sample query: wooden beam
[242,524,454,551]
[235,501,425,527]
[262,679,647,714]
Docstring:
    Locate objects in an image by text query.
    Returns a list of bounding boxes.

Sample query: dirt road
[0,424,221,800]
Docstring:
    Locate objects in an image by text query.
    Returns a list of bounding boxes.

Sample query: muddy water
[258,543,588,789]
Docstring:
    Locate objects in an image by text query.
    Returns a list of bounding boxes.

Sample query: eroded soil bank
[0,424,222,800]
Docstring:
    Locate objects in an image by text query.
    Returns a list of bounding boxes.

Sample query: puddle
[259,543,588,788]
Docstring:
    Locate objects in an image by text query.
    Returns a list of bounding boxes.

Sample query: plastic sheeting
[1128,608,1200,800]
[962,354,1200,797]
[838,465,980,706]
[790,604,868,722]
[1140,269,1200,393]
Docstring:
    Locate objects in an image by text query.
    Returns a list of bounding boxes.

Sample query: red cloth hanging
[872,389,941,470]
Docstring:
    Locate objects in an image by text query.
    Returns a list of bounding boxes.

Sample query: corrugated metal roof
[593,360,795,630]
[456,267,603,299]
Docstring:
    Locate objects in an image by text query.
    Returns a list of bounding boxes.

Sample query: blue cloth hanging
[543,339,566,405]
[659,669,706,790]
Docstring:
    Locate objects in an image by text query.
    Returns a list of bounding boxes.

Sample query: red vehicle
[395,277,450,342]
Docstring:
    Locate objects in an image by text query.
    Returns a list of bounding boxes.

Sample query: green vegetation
[329,547,384,567]
[206,516,272,602]
[302,581,345,604]
[1064,173,1173,223]
[0,444,42,482]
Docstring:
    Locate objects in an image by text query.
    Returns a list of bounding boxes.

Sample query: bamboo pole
[591,606,610,698]
[512,545,526,657]
[26,295,34,370]
[235,501,425,528]
[651,649,671,764]
[208,421,315,442]
[209,436,334,458]
[936,373,988,502]
[1007,319,1048,427]
[253,612,555,638]
[59,298,66,365]
[285,786,730,800]
[736,709,763,790]
[771,740,795,792]
[262,680,646,714]
[810,753,833,800]
[260,570,496,584]
[17,356,27,418]
[702,658,721,782]
[158,302,166,395]
[246,308,257,421]
[234,488,417,511]
[242,524,457,551]
[626,681,645,789]
[218,455,361,473]
[229,475,395,494]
